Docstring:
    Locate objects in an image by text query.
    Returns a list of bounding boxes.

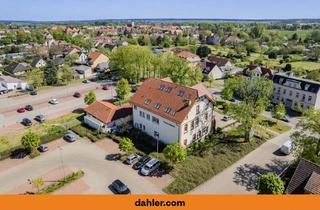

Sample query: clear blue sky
[0,0,319,21]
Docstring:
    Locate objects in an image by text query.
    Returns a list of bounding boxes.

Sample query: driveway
[0,138,163,194]
[190,130,294,194]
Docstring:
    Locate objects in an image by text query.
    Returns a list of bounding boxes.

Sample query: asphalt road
[190,130,294,194]
[0,138,163,194]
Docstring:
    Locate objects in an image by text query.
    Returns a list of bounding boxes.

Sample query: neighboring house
[272,73,320,111]
[207,55,232,68]
[286,159,320,194]
[224,35,244,44]
[243,65,273,80]
[72,65,94,79]
[5,62,29,75]
[206,34,220,45]
[88,51,109,70]
[31,58,47,68]
[76,52,88,64]
[202,60,224,80]
[84,101,132,133]
[52,57,65,66]
[130,77,215,147]
[175,50,201,63]
[0,75,27,90]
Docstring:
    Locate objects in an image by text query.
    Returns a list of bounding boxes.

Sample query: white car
[140,159,160,176]
[49,98,59,105]
[280,140,292,155]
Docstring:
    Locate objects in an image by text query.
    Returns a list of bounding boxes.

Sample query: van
[140,159,160,176]
[280,140,292,155]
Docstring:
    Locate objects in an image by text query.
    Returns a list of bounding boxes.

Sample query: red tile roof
[85,101,132,124]
[88,51,104,63]
[129,78,213,124]
[243,65,274,79]
[176,51,200,60]
[208,55,230,67]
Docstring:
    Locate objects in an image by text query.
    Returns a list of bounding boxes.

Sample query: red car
[102,85,109,90]
[17,107,26,113]
[73,92,81,98]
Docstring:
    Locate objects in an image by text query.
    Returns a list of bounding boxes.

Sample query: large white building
[130,78,215,147]
[272,73,320,111]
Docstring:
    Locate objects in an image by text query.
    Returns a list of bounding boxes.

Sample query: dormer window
[155,103,161,109]
[165,87,173,93]
[177,90,184,97]
[144,99,151,105]
[159,84,165,90]
[165,107,172,113]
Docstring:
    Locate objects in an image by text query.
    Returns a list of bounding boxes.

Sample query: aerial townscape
[1,17,320,195]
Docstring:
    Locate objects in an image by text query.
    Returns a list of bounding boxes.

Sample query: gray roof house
[5,62,29,75]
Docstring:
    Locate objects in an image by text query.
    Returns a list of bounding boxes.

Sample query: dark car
[35,114,45,123]
[106,153,121,161]
[132,156,151,170]
[22,118,32,126]
[73,92,81,98]
[10,148,29,159]
[102,85,109,90]
[109,180,131,194]
[82,79,90,84]
[25,105,33,111]
[30,91,37,96]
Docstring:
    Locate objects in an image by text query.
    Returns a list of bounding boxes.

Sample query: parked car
[35,114,45,123]
[140,159,160,176]
[281,140,292,155]
[106,153,121,161]
[49,98,59,105]
[125,154,139,165]
[25,105,33,111]
[109,179,131,194]
[132,156,151,170]
[222,116,231,121]
[22,118,32,126]
[17,107,25,113]
[64,132,77,142]
[38,144,49,152]
[30,91,37,96]
[73,92,81,98]
[102,84,109,90]
[82,79,90,84]
[111,76,120,81]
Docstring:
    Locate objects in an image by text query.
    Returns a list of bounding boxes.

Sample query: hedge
[70,124,106,142]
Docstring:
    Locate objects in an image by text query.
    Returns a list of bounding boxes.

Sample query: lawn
[0,112,83,153]
[257,115,292,134]
[164,133,266,194]
[290,61,320,71]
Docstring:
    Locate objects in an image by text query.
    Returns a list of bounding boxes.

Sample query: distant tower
[131,21,135,27]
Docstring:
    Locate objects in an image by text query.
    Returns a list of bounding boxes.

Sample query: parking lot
[0,136,171,194]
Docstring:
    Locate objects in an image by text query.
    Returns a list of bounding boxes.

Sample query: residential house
[5,62,30,75]
[175,50,201,63]
[243,65,273,79]
[224,35,244,44]
[52,57,65,66]
[88,51,109,70]
[206,34,220,45]
[31,58,47,68]
[84,101,132,133]
[286,159,320,194]
[272,73,320,111]
[207,55,232,68]
[72,65,94,79]
[130,77,215,147]
[202,60,224,80]
[0,75,27,90]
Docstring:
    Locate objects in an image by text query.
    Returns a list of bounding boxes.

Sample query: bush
[258,173,285,194]
[70,124,106,142]
[30,149,40,159]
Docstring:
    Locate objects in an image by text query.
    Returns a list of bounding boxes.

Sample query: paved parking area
[0,138,165,194]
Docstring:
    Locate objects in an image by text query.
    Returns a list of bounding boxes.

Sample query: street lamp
[58,146,66,180]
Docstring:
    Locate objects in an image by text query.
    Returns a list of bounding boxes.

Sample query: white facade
[0,76,27,90]
[132,97,214,146]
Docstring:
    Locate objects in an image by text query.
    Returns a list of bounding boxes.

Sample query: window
[154,103,161,109]
[302,94,306,102]
[134,105,137,110]
[196,105,200,114]
[202,126,208,134]
[178,90,184,97]
[144,99,151,105]
[146,114,150,120]
[143,125,145,130]
[139,111,145,118]
[289,91,292,96]
[197,130,202,139]
[134,123,138,128]
[195,117,199,127]
[283,89,286,94]
[204,113,208,121]
[184,139,187,146]
[191,120,194,130]
[159,84,165,90]
[165,107,172,113]
[184,124,188,133]
[139,124,142,129]
[308,96,312,102]
[152,116,159,124]
[154,131,159,138]
[165,86,173,93]
[277,87,281,94]
[192,134,196,142]
[296,92,299,98]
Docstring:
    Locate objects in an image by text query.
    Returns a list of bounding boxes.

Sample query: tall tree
[84,91,96,105]
[196,45,212,58]
[21,131,40,153]
[59,65,74,84]
[25,68,44,88]
[43,61,58,85]
[163,143,187,164]
[116,78,131,100]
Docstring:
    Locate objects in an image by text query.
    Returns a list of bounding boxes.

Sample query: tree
[258,173,284,194]
[271,103,286,121]
[223,76,273,141]
[291,109,320,164]
[250,24,265,39]
[163,143,187,164]
[283,63,292,72]
[31,178,44,193]
[116,78,131,100]
[245,41,260,53]
[84,91,96,105]
[65,53,79,65]
[268,51,277,59]
[119,137,134,153]
[21,131,40,152]
[59,65,74,84]
[196,45,212,58]
[221,87,233,101]
[25,68,44,88]
[43,61,58,85]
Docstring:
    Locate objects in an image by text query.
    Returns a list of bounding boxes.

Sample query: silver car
[140,159,160,176]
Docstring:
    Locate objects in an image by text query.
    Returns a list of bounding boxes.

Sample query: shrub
[258,173,285,194]
[30,149,40,159]
[163,143,187,164]
[119,137,134,153]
